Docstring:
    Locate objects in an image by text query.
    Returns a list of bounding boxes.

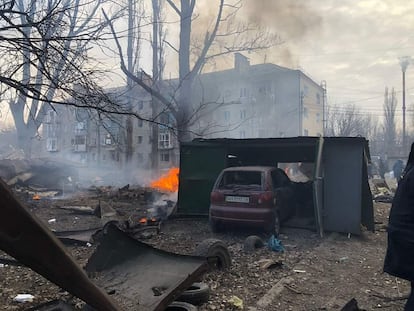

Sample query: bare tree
[150,0,166,169]
[0,0,121,157]
[382,87,398,155]
[105,0,280,143]
[326,104,374,138]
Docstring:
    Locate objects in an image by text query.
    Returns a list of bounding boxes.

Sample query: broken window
[218,171,263,190]
[160,152,170,162]
[159,132,172,149]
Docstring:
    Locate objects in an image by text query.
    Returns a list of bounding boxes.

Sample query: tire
[193,238,232,270]
[176,282,210,305]
[165,301,198,311]
[243,235,264,253]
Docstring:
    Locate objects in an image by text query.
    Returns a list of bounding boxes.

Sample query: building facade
[192,53,325,139]
[40,84,178,174]
[40,54,324,173]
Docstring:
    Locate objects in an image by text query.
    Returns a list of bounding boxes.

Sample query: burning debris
[150,167,179,193]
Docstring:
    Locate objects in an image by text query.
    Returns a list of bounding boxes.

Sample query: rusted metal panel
[85,222,208,311]
[0,178,120,310]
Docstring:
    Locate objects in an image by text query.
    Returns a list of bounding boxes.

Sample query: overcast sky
[245,0,414,126]
[1,0,414,131]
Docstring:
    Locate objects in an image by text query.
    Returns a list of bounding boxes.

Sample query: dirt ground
[0,187,410,311]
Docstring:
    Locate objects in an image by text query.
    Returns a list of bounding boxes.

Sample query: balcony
[158,140,174,150]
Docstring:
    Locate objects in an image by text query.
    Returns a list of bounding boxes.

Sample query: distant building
[40,54,324,173]
[191,53,325,139]
[40,83,178,172]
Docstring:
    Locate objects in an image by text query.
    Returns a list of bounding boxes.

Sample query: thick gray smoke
[242,0,323,66]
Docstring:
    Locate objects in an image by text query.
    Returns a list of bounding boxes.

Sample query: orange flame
[150,167,179,192]
[33,194,41,200]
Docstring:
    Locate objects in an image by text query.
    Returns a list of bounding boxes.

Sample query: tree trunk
[177,0,194,143]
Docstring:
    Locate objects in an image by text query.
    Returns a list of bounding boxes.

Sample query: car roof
[221,166,276,172]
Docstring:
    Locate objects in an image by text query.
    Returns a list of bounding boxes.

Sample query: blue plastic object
[267,235,285,252]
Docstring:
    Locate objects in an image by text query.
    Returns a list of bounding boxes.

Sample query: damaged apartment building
[40,53,325,171]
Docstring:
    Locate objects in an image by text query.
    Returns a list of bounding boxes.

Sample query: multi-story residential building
[40,84,170,170]
[40,54,324,173]
[192,53,325,139]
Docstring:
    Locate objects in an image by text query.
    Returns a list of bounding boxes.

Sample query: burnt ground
[0,187,410,311]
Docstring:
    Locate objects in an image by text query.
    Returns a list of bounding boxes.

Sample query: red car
[209,166,294,234]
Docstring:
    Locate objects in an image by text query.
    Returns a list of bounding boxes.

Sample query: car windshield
[218,171,263,190]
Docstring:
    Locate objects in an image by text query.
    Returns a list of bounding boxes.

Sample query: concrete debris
[13,294,35,303]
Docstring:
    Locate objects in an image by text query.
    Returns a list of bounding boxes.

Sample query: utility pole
[399,56,411,154]
[321,80,327,136]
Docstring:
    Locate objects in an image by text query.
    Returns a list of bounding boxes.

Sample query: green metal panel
[177,144,227,215]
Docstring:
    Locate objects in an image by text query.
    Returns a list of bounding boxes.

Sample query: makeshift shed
[177,136,374,236]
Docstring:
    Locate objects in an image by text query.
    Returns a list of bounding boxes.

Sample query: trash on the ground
[258,259,283,270]
[228,295,243,309]
[339,256,349,263]
[48,218,56,224]
[293,269,306,273]
[267,235,285,252]
[13,294,35,303]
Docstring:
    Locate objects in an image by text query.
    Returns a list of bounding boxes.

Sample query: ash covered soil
[0,188,410,311]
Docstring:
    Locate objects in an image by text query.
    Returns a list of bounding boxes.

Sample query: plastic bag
[267,234,285,252]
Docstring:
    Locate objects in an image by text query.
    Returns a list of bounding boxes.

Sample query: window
[240,110,246,120]
[138,101,144,110]
[159,132,172,149]
[316,113,321,123]
[75,121,85,131]
[138,136,143,144]
[137,153,143,162]
[304,129,309,136]
[303,107,308,118]
[303,85,309,97]
[74,135,86,145]
[239,130,245,138]
[160,152,170,162]
[316,93,321,105]
[46,138,57,152]
[105,134,112,145]
[46,110,56,123]
[138,119,143,127]
[224,111,230,121]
